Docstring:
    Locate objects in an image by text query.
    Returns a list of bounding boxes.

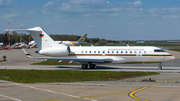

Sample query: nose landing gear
[158,62,162,70]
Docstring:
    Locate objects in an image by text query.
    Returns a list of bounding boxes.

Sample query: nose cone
[171,56,175,60]
[165,55,175,61]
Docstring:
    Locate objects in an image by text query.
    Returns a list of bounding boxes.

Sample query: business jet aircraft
[28,34,87,46]
[8,27,175,70]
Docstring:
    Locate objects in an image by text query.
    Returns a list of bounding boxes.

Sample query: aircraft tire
[82,64,88,69]
[158,66,162,70]
[89,64,96,69]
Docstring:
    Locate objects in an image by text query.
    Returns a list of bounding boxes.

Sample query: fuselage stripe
[68,54,173,57]
[69,41,76,46]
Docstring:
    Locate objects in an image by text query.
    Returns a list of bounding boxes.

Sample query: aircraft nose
[166,55,175,61]
[172,56,175,60]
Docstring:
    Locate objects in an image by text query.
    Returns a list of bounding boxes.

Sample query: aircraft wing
[22,49,113,63]
[36,57,113,63]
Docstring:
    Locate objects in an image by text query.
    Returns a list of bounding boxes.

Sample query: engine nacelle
[37,46,70,57]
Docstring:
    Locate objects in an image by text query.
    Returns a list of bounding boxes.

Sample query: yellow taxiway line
[129,78,180,101]
[42,89,136,101]
[43,78,180,101]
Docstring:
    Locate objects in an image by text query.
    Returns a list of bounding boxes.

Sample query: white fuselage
[38,46,175,64]
[11,27,175,69]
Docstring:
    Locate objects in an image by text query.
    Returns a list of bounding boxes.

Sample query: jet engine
[37,46,70,57]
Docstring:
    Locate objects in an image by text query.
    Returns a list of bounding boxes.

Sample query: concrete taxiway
[0,48,180,101]
[1,73,180,101]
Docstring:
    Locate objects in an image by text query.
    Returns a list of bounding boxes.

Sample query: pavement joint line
[42,89,137,101]
[0,94,22,101]
[13,83,96,101]
[43,78,180,101]
[0,80,96,101]
[128,78,180,101]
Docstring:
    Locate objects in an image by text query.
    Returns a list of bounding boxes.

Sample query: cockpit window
[154,49,165,52]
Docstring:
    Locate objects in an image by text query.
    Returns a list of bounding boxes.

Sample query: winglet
[22,49,34,58]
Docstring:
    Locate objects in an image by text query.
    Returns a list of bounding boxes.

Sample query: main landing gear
[158,62,162,70]
[81,64,96,69]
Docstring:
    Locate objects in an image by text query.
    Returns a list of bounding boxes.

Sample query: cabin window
[108,51,110,54]
[81,51,83,53]
[144,51,146,54]
[154,49,165,52]
[126,51,128,53]
[89,51,91,53]
[112,51,114,53]
[130,51,132,54]
[134,51,136,54]
[121,51,123,54]
[103,51,105,53]
[139,51,141,53]
[94,51,96,53]
[98,51,100,53]
[116,51,118,54]
[85,51,87,53]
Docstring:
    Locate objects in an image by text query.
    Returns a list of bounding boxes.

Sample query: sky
[0,0,180,40]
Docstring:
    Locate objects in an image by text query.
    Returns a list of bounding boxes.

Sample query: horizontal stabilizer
[5,29,42,32]
[22,49,34,58]
[6,27,63,50]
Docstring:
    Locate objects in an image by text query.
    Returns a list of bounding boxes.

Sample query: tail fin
[77,34,87,43]
[6,27,63,50]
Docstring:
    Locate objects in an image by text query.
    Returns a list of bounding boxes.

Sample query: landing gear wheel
[158,62,162,70]
[89,64,96,69]
[82,64,88,69]
[158,66,162,70]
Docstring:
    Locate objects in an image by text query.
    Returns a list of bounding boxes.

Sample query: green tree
[98,39,107,45]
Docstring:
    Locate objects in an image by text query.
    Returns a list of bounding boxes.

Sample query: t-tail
[7,27,63,50]
[26,27,63,50]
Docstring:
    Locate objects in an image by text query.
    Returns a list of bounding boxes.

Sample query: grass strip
[0,70,159,83]
[169,49,180,52]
